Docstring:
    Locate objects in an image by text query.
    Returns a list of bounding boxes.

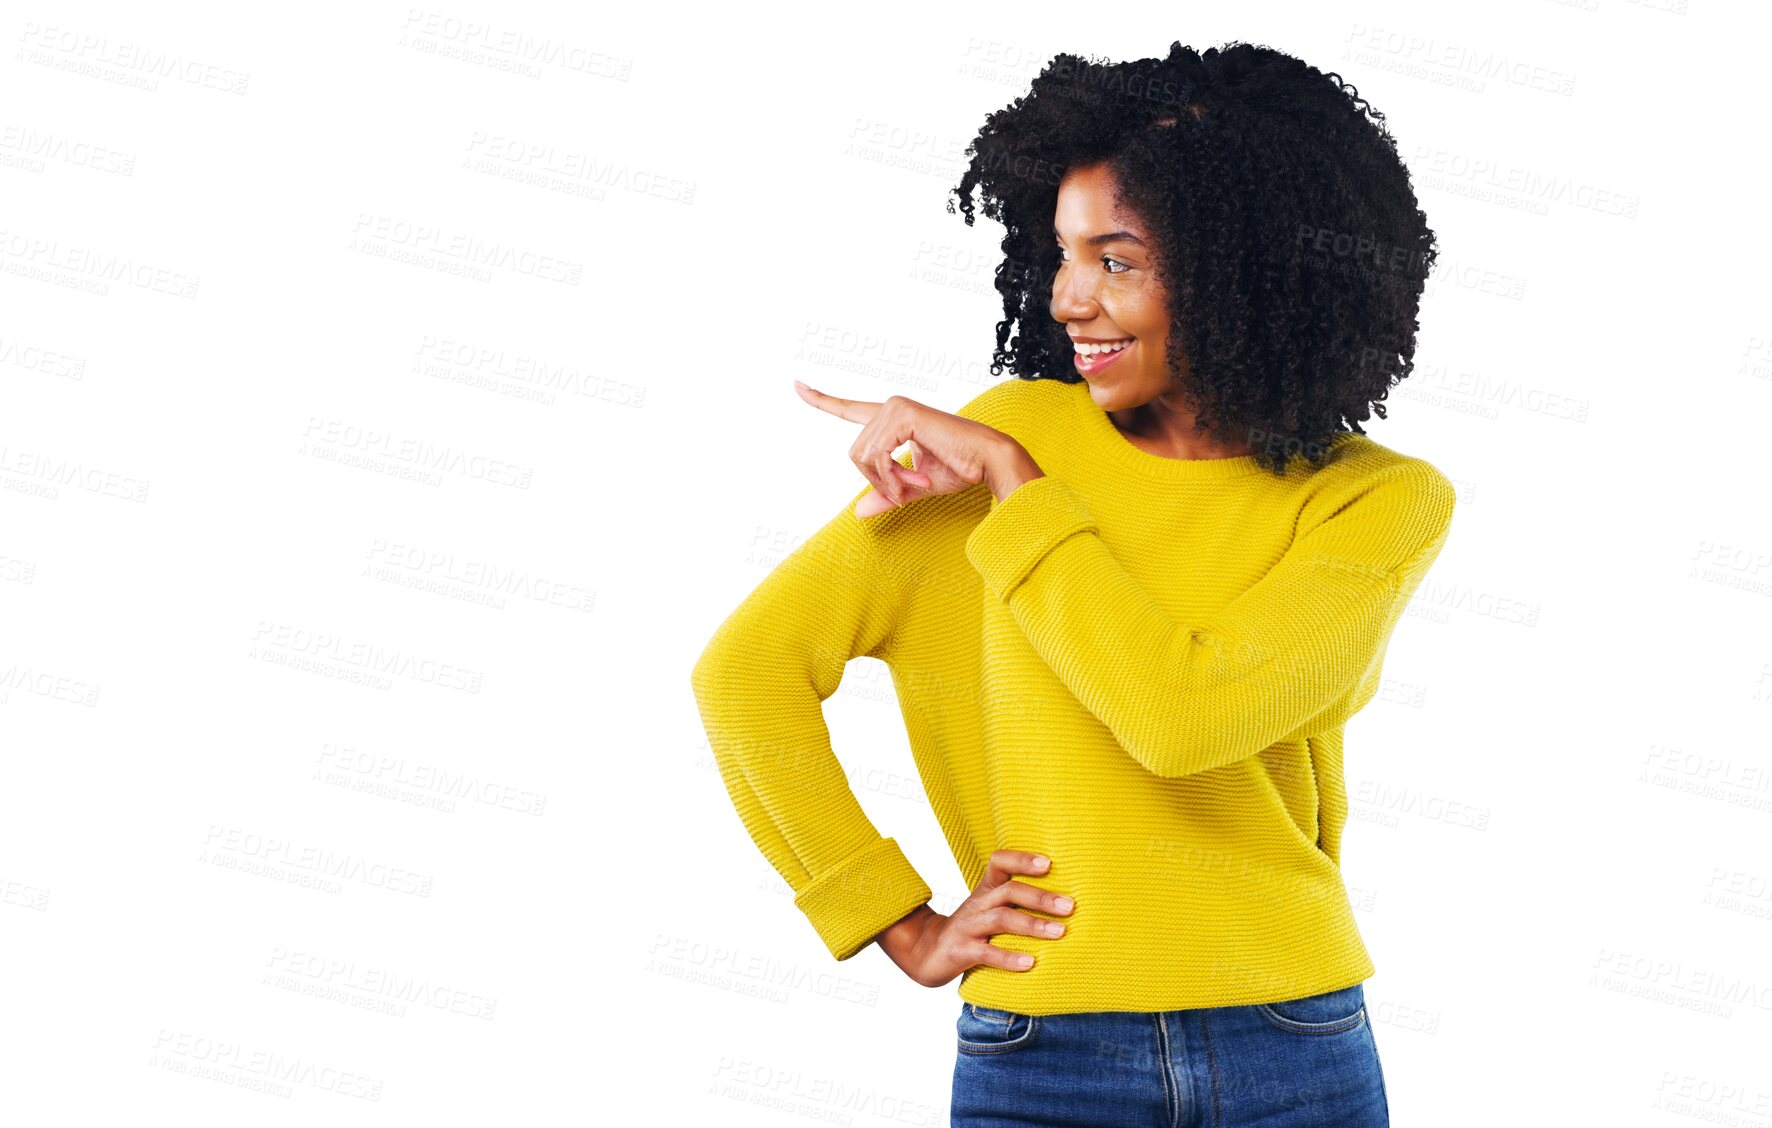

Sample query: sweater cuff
[965,474,1099,602]
[793,837,932,962]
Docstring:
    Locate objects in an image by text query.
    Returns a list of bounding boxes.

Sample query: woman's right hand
[792,383,1039,518]
[873,850,1075,989]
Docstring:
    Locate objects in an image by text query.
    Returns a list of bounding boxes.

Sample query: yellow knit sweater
[690,376,1456,1016]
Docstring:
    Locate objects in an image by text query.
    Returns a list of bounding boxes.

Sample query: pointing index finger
[795,380,878,425]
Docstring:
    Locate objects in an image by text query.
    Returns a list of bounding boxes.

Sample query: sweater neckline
[1067,380,1272,480]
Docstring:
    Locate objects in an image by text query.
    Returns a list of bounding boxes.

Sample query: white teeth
[1074,339,1132,356]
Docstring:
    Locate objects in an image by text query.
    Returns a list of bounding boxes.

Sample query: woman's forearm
[873,902,939,966]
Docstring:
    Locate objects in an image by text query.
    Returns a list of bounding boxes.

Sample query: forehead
[1053,165,1144,237]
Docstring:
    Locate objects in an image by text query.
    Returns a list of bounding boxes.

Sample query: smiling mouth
[1073,339,1133,374]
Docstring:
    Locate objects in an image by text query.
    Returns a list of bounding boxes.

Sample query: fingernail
[1032,855,1049,870]
[1016,954,1034,968]
[1054,897,1073,913]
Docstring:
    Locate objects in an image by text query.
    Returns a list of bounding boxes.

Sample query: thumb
[855,491,894,519]
[855,471,929,519]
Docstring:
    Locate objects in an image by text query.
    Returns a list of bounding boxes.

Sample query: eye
[1055,246,1132,275]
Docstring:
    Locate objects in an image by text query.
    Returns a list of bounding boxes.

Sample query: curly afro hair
[948,40,1438,476]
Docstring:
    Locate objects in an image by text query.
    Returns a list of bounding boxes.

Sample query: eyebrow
[1054,226,1147,247]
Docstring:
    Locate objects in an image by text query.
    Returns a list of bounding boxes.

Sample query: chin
[1088,371,1170,409]
[1081,378,1133,411]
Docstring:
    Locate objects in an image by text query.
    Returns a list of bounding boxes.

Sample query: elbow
[1121,706,1264,779]
[689,632,735,706]
[1117,722,1205,778]
[1131,735,1262,779]
[1128,737,1205,780]
[689,644,710,699]
[1112,694,1209,778]
[689,639,748,774]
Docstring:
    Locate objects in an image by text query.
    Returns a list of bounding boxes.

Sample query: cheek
[1127,311,1169,374]
[1128,310,1168,356]
[1118,279,1167,335]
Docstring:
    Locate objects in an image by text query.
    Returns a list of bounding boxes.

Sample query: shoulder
[952,376,1075,433]
[1299,433,1456,552]
[1315,433,1453,498]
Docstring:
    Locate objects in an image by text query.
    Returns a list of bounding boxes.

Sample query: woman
[690,40,1453,1127]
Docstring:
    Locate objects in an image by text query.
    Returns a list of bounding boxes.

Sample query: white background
[4,0,1770,1123]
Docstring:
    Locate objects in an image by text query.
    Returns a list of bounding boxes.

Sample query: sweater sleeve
[963,460,1456,779]
[689,453,934,962]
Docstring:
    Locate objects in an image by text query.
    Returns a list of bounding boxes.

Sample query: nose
[1050,261,1099,324]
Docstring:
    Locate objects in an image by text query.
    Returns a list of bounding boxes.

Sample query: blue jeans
[951,982,1388,1127]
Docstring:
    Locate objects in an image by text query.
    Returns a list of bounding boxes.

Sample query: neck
[1109,399,1252,460]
